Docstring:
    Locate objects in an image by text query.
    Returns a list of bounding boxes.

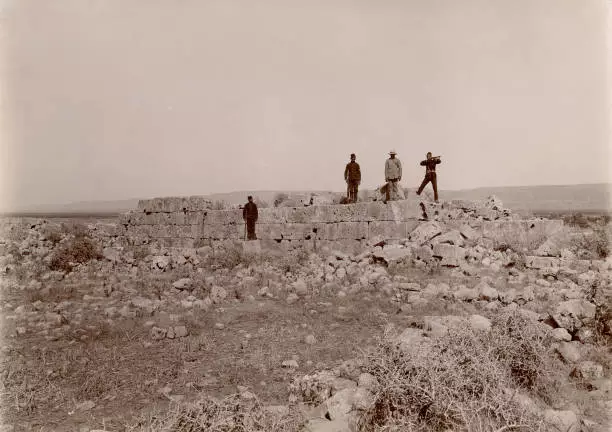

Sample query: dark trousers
[245,218,257,240]
[347,181,359,203]
[417,172,438,201]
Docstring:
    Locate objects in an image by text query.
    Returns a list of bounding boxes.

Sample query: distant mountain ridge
[4,183,610,215]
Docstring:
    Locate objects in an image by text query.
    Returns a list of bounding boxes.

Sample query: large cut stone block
[118,211,143,225]
[368,221,416,239]
[525,256,561,269]
[284,206,317,224]
[205,209,243,225]
[90,223,126,237]
[157,237,196,248]
[184,196,215,211]
[409,221,442,245]
[138,196,214,213]
[201,223,242,240]
[314,222,369,240]
[336,222,369,240]
[258,207,290,224]
[311,204,370,223]
[274,223,316,240]
[433,244,466,267]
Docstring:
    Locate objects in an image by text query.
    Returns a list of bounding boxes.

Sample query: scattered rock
[551,328,572,342]
[76,400,96,411]
[556,342,582,363]
[552,300,596,332]
[543,409,579,432]
[210,286,227,304]
[454,286,477,302]
[305,334,317,345]
[282,359,299,369]
[409,221,442,245]
[475,282,498,301]
[286,293,299,304]
[571,361,604,380]
[357,373,378,391]
[150,326,166,340]
[469,314,492,332]
[172,278,193,290]
[293,279,308,296]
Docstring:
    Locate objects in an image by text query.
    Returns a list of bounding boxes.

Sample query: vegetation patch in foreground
[358,310,561,432]
[49,234,102,272]
[132,393,304,432]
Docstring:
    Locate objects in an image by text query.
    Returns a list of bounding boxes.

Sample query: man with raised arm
[416,152,442,202]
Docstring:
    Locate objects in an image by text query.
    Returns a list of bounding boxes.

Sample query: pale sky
[0,0,610,210]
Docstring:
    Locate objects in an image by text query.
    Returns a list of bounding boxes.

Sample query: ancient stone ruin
[114,195,563,257]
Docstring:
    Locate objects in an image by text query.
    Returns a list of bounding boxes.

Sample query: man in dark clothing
[416,152,441,202]
[344,153,361,203]
[243,196,258,240]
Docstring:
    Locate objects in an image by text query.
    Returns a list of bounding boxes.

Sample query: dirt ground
[1,278,476,432]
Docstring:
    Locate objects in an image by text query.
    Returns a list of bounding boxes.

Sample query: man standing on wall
[416,152,442,202]
[344,153,361,203]
[243,196,258,240]
[384,150,402,203]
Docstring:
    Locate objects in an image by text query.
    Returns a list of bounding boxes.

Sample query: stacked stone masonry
[113,195,564,254]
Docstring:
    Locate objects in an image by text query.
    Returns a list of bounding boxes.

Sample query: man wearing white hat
[384,150,402,202]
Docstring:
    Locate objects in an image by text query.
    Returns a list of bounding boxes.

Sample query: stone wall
[116,195,564,254]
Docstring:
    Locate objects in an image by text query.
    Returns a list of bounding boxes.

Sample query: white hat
[389,149,397,155]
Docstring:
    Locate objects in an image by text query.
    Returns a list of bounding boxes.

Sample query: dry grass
[357,309,562,432]
[570,226,610,259]
[492,225,549,255]
[130,394,304,432]
[25,282,77,303]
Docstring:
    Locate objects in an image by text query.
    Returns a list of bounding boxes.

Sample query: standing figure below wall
[242,195,258,240]
[344,153,361,204]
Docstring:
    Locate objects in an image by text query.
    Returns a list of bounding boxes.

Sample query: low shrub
[132,393,303,432]
[49,235,102,273]
[570,226,610,259]
[358,309,560,431]
[41,226,63,245]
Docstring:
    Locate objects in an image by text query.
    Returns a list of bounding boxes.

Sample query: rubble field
[0,196,610,432]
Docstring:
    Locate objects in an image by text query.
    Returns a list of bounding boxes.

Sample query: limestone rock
[432,244,466,267]
[172,278,193,290]
[357,373,378,392]
[150,326,167,340]
[571,361,604,380]
[552,300,596,332]
[475,282,499,301]
[556,342,582,363]
[210,286,227,304]
[551,328,572,342]
[543,409,579,432]
[459,224,480,241]
[372,247,412,265]
[409,221,442,246]
[454,286,477,302]
[469,314,492,332]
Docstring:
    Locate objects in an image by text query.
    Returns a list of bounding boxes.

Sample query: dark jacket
[243,202,258,220]
[344,161,361,182]
[420,157,441,174]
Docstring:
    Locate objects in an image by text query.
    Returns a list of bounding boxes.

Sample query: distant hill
[436,183,610,213]
[4,183,609,216]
